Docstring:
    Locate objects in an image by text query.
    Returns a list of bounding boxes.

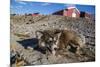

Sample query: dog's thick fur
[54,29,86,55]
[35,29,85,56]
[35,29,61,55]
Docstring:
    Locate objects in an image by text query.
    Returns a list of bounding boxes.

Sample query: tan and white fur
[52,29,86,56]
[35,29,86,56]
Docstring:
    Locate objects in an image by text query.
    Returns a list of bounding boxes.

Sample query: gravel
[10,15,95,66]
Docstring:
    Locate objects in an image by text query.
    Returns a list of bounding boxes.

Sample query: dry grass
[14,33,30,38]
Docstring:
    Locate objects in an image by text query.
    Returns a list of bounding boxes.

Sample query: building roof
[67,7,80,13]
[52,7,80,14]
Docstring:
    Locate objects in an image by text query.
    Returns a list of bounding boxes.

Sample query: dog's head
[35,30,62,55]
[35,30,54,48]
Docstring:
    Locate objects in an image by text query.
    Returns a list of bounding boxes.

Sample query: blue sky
[10,0,95,15]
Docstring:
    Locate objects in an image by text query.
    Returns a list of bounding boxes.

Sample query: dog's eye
[46,40,52,43]
[49,41,52,43]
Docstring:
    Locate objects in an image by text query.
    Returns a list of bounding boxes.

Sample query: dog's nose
[54,48,57,50]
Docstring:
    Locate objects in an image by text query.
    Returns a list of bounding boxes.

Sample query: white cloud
[15,6,23,10]
[64,4,68,7]
[10,5,24,14]
[10,5,23,10]
[41,3,51,6]
[19,1,27,5]
[64,4,76,8]
[15,0,27,5]
[16,5,23,8]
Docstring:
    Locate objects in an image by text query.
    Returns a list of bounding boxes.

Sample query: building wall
[63,8,80,17]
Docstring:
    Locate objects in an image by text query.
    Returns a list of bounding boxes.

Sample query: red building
[63,7,80,17]
[53,7,80,18]
[32,13,39,16]
[52,7,94,19]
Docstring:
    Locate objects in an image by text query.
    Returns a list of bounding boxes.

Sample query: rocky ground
[10,15,95,67]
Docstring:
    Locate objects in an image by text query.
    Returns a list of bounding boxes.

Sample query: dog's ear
[54,32,61,40]
[56,32,61,39]
[35,31,43,39]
